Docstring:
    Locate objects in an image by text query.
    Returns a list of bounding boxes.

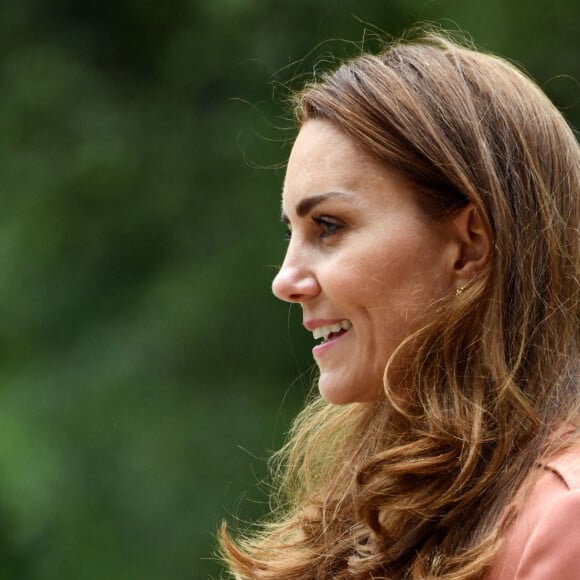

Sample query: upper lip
[303,318,346,331]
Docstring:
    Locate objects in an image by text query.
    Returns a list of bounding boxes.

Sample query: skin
[272,120,485,404]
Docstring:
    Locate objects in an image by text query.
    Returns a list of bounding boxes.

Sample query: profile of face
[272,120,488,404]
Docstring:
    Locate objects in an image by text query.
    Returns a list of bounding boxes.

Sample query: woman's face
[272,120,458,404]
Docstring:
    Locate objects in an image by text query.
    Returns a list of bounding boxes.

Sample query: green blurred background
[0,1,577,578]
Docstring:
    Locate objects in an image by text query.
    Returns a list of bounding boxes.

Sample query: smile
[311,320,352,342]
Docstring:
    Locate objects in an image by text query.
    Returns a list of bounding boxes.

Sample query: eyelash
[313,216,342,238]
[284,216,343,241]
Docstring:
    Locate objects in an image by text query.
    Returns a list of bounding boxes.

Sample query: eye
[313,216,343,239]
[280,215,292,241]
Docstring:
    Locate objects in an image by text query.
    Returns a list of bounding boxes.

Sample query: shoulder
[487,446,580,580]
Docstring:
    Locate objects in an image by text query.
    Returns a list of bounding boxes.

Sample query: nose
[272,254,320,303]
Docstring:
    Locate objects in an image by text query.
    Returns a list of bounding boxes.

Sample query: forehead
[285,120,375,186]
[282,120,415,212]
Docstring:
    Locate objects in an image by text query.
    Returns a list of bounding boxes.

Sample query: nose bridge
[272,241,319,302]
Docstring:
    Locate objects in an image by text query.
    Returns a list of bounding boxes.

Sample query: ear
[449,203,491,287]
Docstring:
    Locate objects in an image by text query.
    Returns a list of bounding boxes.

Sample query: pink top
[486,448,580,579]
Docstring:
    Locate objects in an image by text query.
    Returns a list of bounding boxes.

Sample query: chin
[317,378,350,404]
[318,377,383,405]
[319,390,354,405]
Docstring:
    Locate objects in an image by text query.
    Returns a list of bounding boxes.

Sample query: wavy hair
[221,30,580,579]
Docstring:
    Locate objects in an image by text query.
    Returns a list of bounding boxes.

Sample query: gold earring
[455,285,466,296]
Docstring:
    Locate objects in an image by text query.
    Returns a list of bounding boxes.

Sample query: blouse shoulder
[486,446,580,580]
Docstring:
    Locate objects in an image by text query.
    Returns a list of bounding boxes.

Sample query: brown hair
[221,30,580,579]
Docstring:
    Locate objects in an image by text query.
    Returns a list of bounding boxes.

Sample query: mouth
[311,320,352,343]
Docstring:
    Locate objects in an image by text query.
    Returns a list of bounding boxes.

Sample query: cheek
[352,240,447,324]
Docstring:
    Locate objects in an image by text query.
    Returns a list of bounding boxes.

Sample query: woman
[221,31,580,579]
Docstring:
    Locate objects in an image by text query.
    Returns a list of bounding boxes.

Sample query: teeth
[312,320,352,341]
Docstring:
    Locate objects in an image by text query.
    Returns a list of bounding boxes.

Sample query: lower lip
[312,329,350,357]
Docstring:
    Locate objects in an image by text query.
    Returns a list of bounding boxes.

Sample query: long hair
[221,31,580,579]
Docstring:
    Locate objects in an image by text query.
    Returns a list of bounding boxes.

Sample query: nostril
[288,292,305,301]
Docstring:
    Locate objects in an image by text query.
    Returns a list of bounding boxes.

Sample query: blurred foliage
[0,0,577,578]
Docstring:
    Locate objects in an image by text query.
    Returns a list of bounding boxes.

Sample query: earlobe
[451,203,491,285]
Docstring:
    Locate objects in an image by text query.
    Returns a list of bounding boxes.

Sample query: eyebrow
[281,191,354,222]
